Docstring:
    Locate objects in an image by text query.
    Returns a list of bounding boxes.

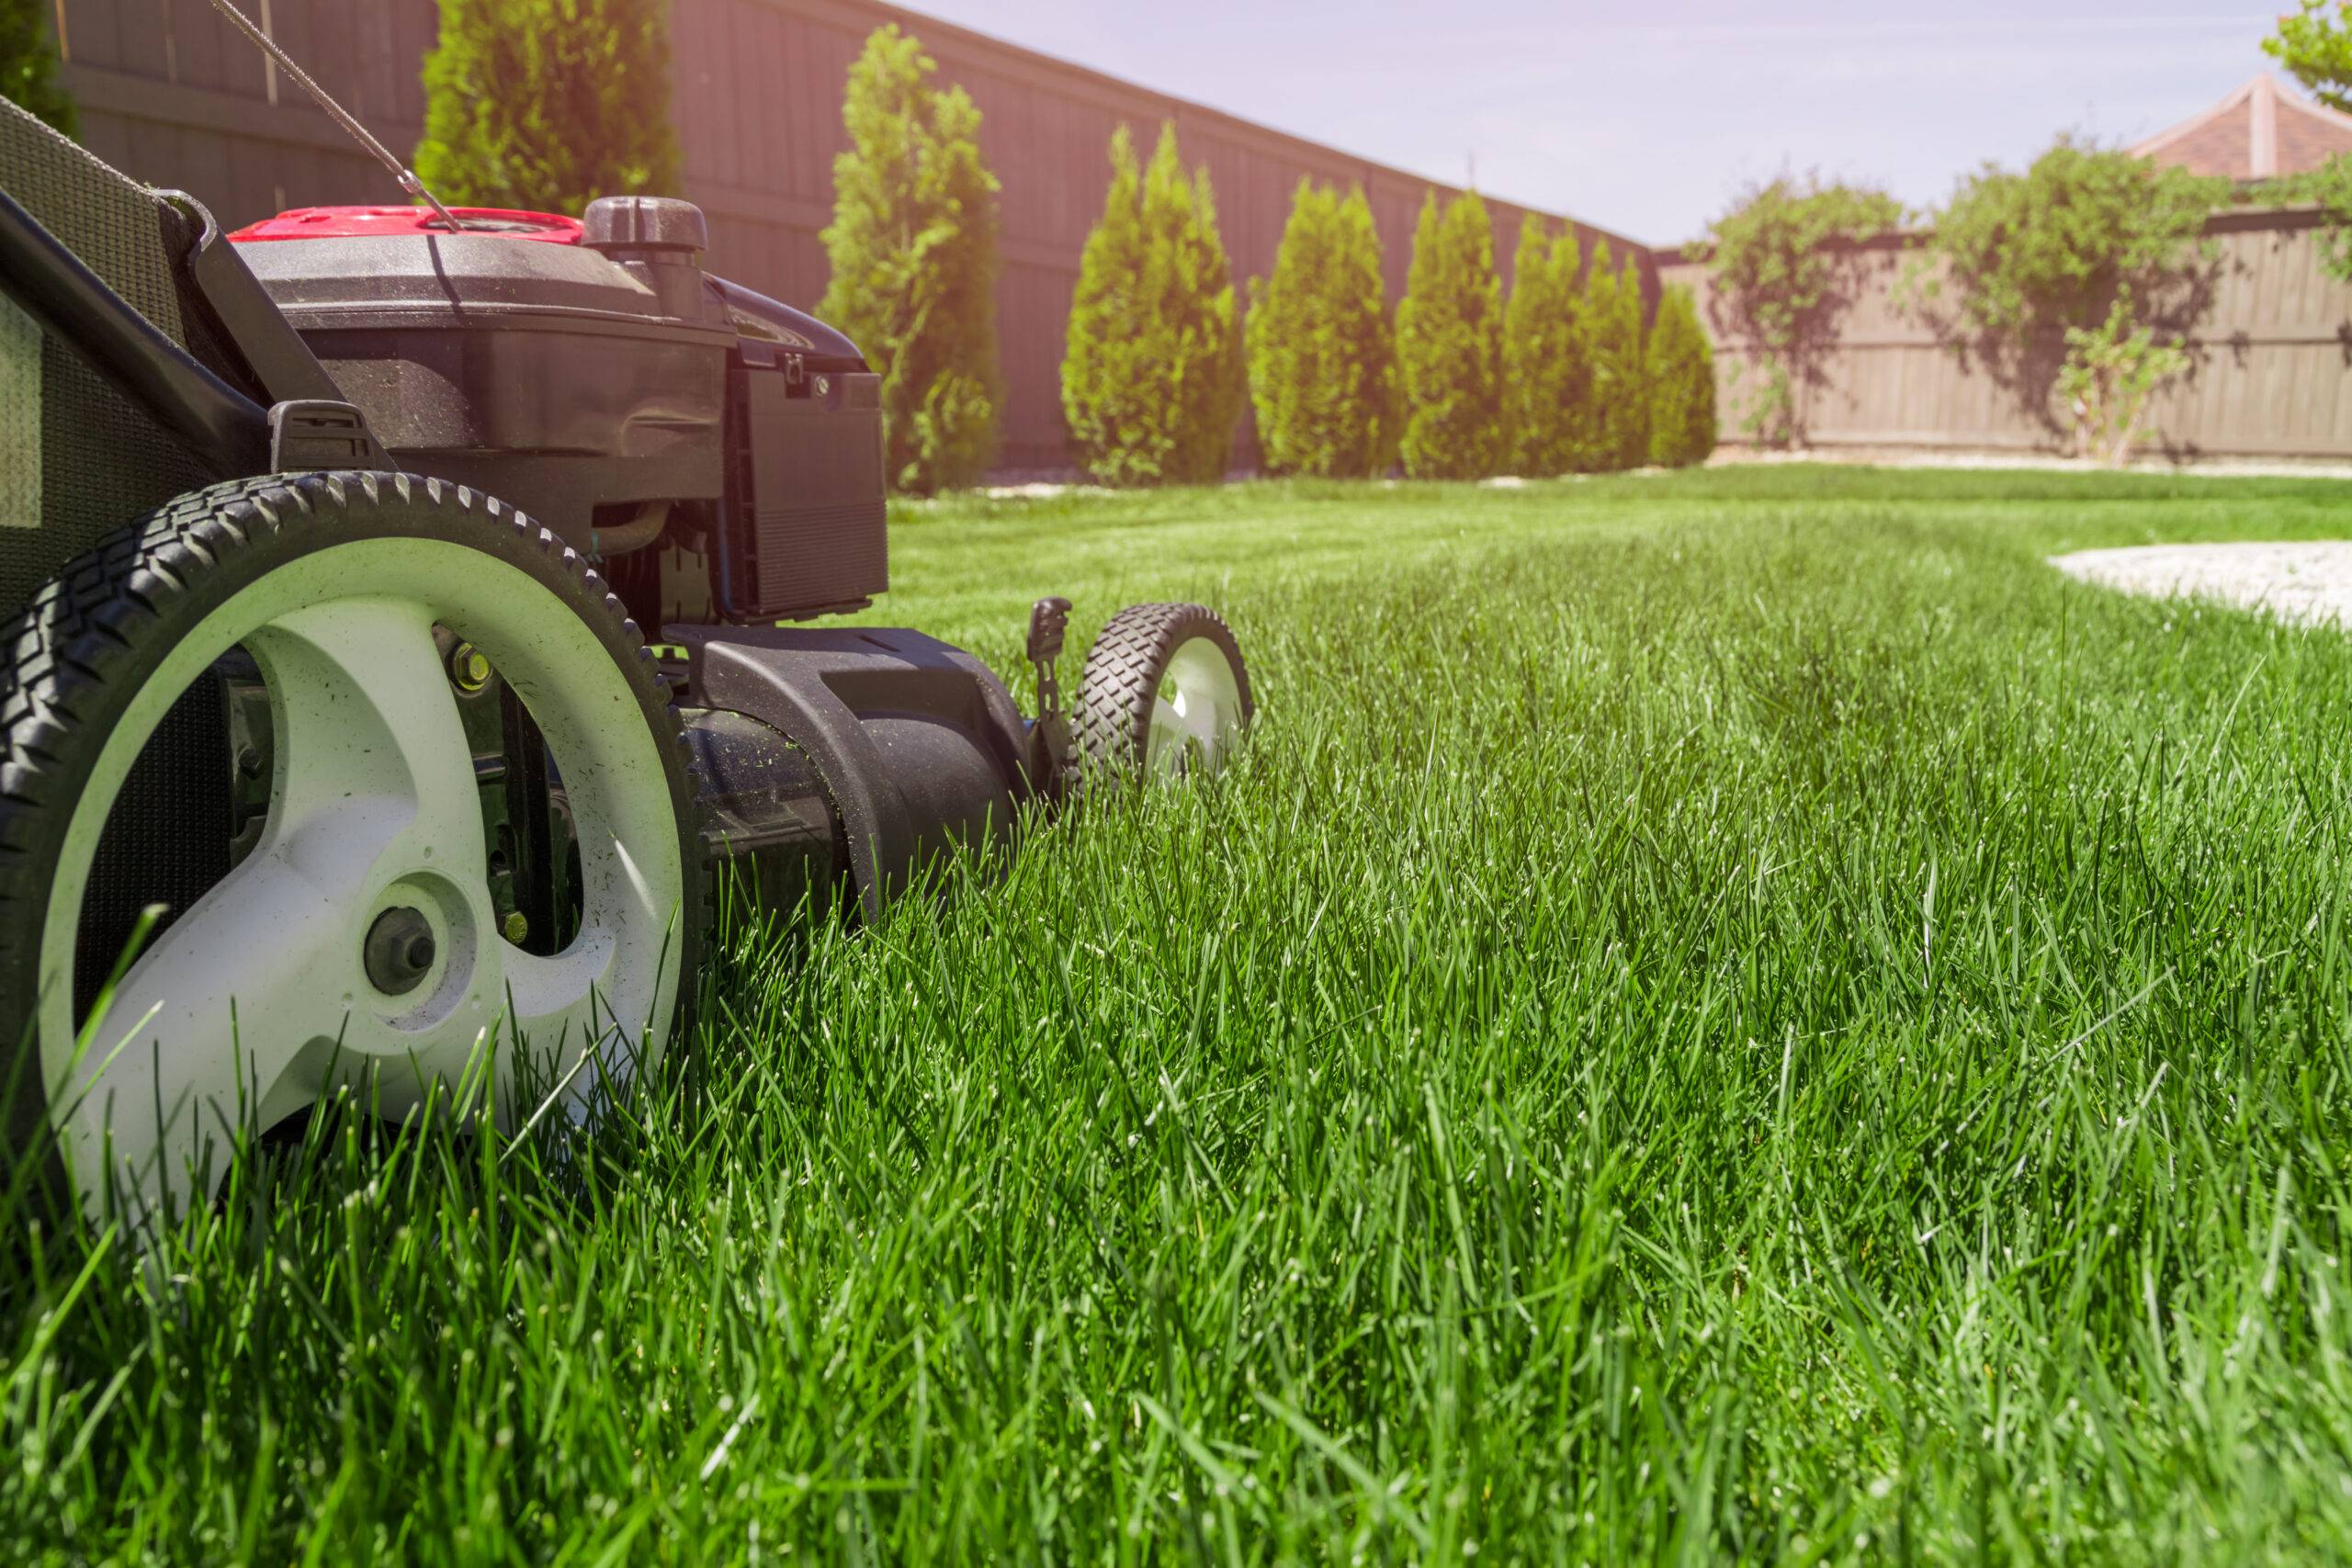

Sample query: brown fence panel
[60,0,1640,470]
[1658,212,2352,462]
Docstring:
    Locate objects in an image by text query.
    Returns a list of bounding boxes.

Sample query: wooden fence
[54,0,1642,469]
[1656,209,2352,463]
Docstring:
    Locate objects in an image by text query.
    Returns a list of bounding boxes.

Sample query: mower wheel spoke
[243,596,488,890]
[60,853,352,1202]
[1148,695,1188,767]
[1148,692,1227,771]
[503,934,618,1043]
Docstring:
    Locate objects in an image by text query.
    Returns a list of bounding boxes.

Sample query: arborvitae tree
[1245,181,1398,478]
[816,25,1002,493]
[0,0,72,134]
[1396,191,1503,479]
[1581,242,1650,471]
[1500,216,1588,476]
[1645,284,1717,468]
[1063,124,1244,485]
[1148,128,1246,484]
[1062,128,1150,480]
[416,0,680,215]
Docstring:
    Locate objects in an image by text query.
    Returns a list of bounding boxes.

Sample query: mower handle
[0,188,270,479]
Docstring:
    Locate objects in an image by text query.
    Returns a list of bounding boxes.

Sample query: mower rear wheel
[1074,602,1253,781]
[0,472,703,1221]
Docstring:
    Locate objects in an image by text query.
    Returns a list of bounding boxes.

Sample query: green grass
[12,463,2352,1561]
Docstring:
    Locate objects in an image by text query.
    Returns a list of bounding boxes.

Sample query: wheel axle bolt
[503,909,530,944]
[364,907,437,997]
[448,642,492,694]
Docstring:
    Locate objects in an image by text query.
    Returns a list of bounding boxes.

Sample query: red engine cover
[228,206,583,243]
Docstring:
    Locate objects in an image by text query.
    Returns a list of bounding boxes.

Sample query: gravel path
[2049,542,2352,630]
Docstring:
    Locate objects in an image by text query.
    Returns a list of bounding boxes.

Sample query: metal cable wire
[204,0,467,231]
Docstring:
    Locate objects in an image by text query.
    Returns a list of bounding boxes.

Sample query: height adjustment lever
[1026,595,1074,772]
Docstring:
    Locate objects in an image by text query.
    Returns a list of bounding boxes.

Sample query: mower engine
[230,197,1037,928]
[232,197,886,627]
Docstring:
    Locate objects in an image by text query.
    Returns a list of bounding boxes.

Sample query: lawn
[11,464,2352,1561]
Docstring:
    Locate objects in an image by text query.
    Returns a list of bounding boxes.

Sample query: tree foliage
[1580,241,1650,471]
[2256,153,2352,279]
[1062,125,1245,486]
[1245,181,1398,478]
[1145,129,1247,484]
[0,0,71,134]
[2265,8,2352,278]
[1928,136,2228,365]
[1061,130,1150,483]
[2267,2,2352,110]
[1645,285,1717,468]
[416,0,680,216]
[817,25,1002,494]
[1396,191,1504,480]
[1700,175,1904,447]
[1499,216,1588,476]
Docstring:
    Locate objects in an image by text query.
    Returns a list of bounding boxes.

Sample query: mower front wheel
[1074,602,1253,782]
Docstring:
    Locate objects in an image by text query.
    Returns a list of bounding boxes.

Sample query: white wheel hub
[1145,637,1246,775]
[39,536,687,1217]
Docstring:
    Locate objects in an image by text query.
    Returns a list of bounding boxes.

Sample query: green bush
[1245,181,1399,478]
[416,0,679,215]
[1500,216,1588,476]
[1701,176,1904,447]
[1062,125,1244,486]
[1581,242,1649,471]
[1929,137,2228,364]
[1396,191,1504,479]
[0,0,71,134]
[2055,292,2191,466]
[1645,284,1717,468]
[816,25,1002,494]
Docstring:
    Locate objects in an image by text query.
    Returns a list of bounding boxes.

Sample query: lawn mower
[0,48,1252,1222]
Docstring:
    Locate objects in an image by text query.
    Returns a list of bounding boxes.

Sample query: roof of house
[2129,73,2352,180]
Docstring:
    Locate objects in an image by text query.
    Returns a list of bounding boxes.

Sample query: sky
[897,1,2293,246]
